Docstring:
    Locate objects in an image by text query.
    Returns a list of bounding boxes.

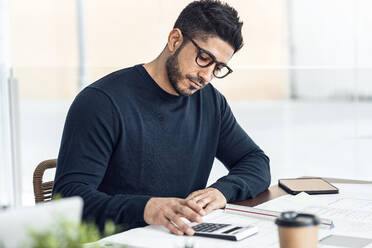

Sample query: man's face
[166,36,234,97]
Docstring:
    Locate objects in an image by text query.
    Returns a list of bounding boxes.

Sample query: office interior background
[0,0,371,208]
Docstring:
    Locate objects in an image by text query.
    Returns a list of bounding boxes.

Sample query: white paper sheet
[100,209,280,248]
[332,183,372,199]
[99,183,372,248]
[259,185,372,238]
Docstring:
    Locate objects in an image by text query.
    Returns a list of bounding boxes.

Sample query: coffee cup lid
[275,211,320,227]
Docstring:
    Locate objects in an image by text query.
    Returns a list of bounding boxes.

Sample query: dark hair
[173,0,243,53]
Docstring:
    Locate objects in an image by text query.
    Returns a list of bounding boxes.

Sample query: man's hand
[186,187,227,215]
[143,197,206,236]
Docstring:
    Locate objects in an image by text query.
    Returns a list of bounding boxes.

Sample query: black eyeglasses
[182,33,233,79]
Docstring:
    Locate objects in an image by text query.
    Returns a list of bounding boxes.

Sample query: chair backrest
[33,159,57,203]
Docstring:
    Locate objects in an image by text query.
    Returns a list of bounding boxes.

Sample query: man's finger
[185,199,206,216]
[167,212,194,236]
[190,193,207,203]
[185,190,204,200]
[176,204,203,223]
[157,214,183,235]
[163,217,184,236]
[204,201,222,215]
[196,196,212,208]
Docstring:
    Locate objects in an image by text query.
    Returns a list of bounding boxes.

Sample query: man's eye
[199,55,209,61]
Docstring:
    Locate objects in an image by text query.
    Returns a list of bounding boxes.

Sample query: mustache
[186,75,207,86]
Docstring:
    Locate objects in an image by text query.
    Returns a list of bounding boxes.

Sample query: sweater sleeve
[52,87,151,231]
[209,95,271,202]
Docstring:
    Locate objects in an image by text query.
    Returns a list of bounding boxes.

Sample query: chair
[33,159,57,203]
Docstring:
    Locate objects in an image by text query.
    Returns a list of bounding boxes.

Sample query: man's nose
[198,65,215,83]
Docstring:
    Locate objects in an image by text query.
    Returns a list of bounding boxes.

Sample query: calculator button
[193,223,231,232]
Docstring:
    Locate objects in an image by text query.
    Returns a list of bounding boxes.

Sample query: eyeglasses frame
[182,33,233,79]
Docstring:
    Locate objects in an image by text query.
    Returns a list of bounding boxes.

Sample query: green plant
[23,220,125,248]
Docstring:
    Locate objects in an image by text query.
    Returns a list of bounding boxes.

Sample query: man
[53,0,270,236]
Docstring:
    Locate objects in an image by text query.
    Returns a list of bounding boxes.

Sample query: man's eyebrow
[188,35,231,64]
[203,47,230,65]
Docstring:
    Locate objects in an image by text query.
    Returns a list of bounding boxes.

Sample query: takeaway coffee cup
[275,211,320,248]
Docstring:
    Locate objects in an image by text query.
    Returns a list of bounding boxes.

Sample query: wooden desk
[235,177,372,207]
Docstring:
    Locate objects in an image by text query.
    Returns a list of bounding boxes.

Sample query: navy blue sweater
[53,64,271,231]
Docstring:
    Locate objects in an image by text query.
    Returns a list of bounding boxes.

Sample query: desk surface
[235,177,372,207]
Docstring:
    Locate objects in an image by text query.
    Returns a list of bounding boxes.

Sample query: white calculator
[190,222,258,241]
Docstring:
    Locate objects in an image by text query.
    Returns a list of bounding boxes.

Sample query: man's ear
[167,28,184,53]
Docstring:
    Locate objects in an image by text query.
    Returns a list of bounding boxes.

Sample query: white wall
[290,0,372,99]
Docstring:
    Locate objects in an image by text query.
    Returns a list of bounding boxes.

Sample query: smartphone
[278,178,339,195]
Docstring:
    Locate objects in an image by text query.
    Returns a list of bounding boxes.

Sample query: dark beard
[165,48,193,96]
[166,48,206,97]
[165,50,186,96]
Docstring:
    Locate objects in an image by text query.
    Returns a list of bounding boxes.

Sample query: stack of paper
[97,183,372,248]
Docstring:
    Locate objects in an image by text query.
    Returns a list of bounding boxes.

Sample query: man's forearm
[211,150,271,202]
[53,182,151,231]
